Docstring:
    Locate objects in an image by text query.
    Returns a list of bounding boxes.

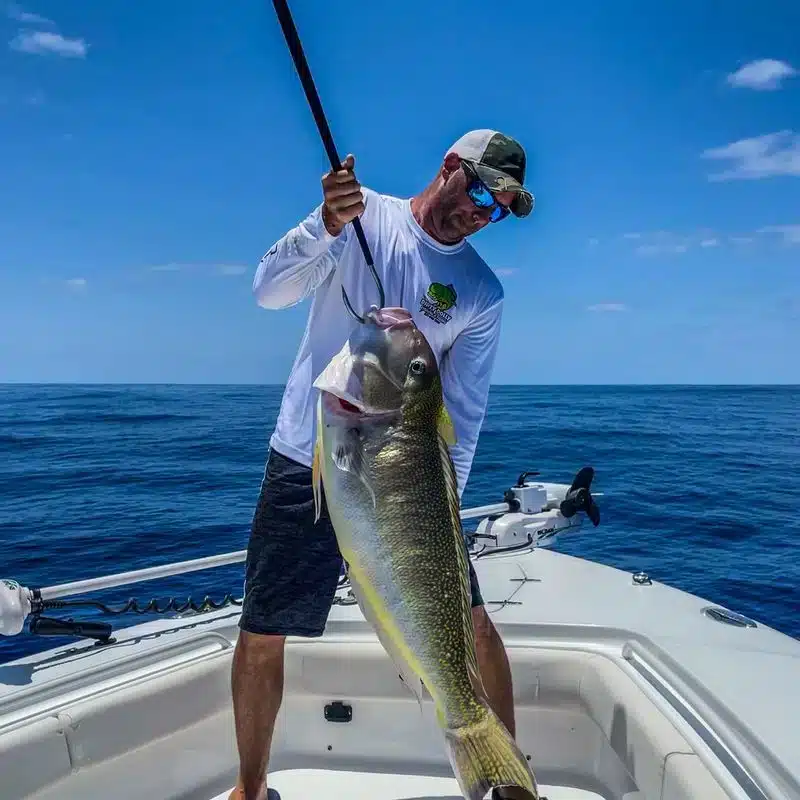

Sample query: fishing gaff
[270,0,386,322]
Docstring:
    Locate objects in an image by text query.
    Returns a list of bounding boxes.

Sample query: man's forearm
[252,203,347,310]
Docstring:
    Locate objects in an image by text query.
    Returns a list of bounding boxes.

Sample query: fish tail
[443,706,540,800]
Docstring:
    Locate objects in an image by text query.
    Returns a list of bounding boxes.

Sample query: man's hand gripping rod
[270,0,385,323]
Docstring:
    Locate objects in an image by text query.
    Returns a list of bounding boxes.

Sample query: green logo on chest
[426,282,457,311]
[419,282,457,325]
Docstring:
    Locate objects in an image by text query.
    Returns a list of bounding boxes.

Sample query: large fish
[311,306,539,800]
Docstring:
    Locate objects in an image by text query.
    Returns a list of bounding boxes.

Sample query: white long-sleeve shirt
[253,187,504,498]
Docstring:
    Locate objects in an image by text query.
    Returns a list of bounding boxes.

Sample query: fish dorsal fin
[312,394,323,524]
[437,402,457,446]
[435,427,481,689]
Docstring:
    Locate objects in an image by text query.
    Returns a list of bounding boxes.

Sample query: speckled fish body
[312,307,539,800]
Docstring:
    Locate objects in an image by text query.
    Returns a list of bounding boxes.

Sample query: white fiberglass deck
[2,549,799,799]
[210,769,604,799]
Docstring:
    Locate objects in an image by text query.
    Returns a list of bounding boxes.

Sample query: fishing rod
[270,0,385,321]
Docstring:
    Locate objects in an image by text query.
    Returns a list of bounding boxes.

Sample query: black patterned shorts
[239,447,484,637]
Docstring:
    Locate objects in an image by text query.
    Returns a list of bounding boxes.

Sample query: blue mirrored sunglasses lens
[468,182,495,207]
[489,205,509,222]
[467,179,510,222]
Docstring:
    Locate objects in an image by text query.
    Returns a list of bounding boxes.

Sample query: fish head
[313,306,440,420]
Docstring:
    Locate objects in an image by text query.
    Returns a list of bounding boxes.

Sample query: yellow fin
[436,429,480,689]
[347,565,427,713]
[312,395,323,524]
[437,403,456,446]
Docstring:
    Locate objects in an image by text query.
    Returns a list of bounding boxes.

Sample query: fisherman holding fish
[231,130,536,800]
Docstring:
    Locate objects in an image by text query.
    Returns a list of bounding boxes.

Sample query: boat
[1,466,798,800]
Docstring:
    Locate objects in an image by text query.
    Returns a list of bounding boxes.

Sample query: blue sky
[0,0,798,384]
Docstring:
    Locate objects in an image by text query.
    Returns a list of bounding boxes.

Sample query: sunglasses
[461,161,511,223]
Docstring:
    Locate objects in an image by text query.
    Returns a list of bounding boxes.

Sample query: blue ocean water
[1,384,798,665]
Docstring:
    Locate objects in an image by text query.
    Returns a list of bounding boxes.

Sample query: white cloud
[588,303,627,313]
[145,262,251,276]
[9,30,87,58]
[6,3,54,25]
[148,263,184,272]
[494,267,517,277]
[727,59,797,91]
[65,277,86,290]
[588,237,599,246]
[623,230,693,256]
[217,264,248,276]
[701,131,800,181]
[635,242,688,256]
[619,226,800,253]
[757,225,800,244]
[622,229,730,255]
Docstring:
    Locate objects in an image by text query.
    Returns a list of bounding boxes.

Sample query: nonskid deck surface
[210,770,604,800]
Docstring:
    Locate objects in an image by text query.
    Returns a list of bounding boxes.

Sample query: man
[231,129,534,800]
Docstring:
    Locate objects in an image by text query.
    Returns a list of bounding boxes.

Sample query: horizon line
[1,381,798,388]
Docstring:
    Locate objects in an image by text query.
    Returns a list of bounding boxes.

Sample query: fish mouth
[336,396,363,414]
[320,388,365,416]
[320,389,398,421]
[326,391,366,417]
[365,306,415,332]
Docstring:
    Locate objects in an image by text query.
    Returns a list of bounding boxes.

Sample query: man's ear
[442,151,461,180]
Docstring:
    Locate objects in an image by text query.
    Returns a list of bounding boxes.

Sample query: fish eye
[409,359,426,376]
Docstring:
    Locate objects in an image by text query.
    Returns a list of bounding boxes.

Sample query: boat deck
[210,769,602,799]
[4,549,800,800]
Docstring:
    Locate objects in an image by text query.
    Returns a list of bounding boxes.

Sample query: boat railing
[2,469,601,647]
[39,500,514,601]
[0,499,517,645]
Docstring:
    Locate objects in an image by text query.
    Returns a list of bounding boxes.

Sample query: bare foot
[227,780,278,800]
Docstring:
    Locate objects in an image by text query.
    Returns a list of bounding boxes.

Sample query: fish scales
[370,416,483,726]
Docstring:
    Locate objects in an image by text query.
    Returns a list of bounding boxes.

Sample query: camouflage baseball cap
[448,129,534,217]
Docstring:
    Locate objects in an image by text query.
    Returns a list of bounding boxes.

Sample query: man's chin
[439,218,470,243]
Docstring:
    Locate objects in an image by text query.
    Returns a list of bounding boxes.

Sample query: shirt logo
[419,282,457,324]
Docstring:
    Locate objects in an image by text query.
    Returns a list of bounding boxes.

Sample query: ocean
[1,384,798,665]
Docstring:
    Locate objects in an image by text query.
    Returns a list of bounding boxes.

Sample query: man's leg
[231,632,285,800]
[230,448,343,800]
[471,605,515,737]
[468,557,516,737]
